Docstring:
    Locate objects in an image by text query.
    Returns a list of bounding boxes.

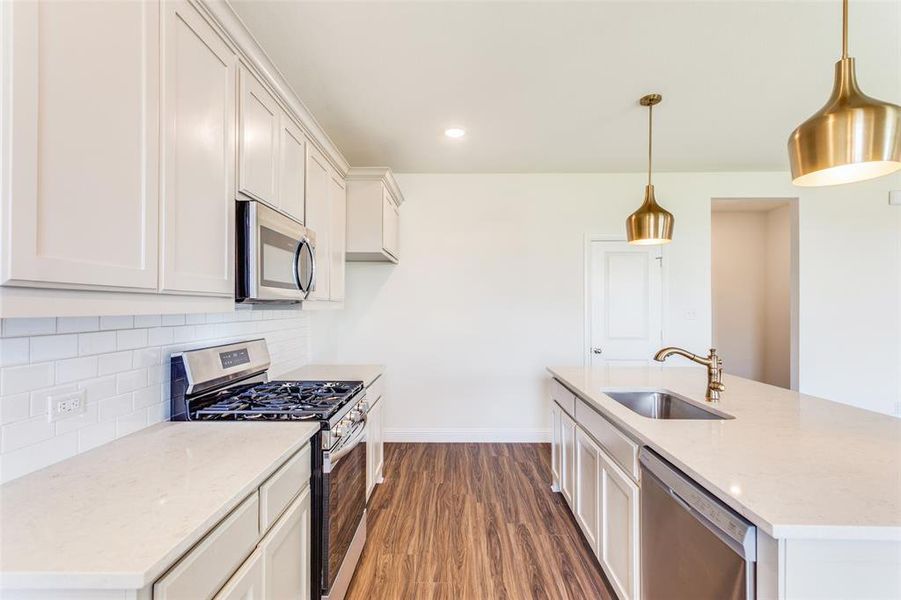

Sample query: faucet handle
[710,381,725,392]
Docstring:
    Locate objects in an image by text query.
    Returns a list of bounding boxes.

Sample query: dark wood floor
[346,443,615,599]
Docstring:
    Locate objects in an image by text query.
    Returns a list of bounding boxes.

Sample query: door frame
[583,234,666,367]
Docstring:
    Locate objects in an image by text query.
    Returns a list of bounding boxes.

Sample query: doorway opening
[711,198,799,390]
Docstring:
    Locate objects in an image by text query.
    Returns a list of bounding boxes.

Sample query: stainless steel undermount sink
[603,390,733,420]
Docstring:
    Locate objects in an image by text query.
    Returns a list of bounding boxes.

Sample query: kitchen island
[548,365,901,599]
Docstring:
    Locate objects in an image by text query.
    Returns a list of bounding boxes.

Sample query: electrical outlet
[48,389,87,422]
[889,190,901,206]
[895,402,901,418]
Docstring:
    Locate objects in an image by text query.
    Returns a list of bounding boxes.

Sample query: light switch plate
[889,190,901,206]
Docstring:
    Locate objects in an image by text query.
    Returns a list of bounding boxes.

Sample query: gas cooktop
[193,380,364,421]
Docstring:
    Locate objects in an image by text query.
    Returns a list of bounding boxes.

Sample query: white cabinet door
[575,427,601,554]
[599,448,640,600]
[279,115,306,223]
[329,171,346,301]
[560,409,576,509]
[160,0,235,296]
[366,396,384,501]
[2,0,159,290]
[305,146,331,301]
[261,486,311,600]
[381,189,399,260]
[551,402,561,491]
[214,549,263,600]
[238,66,280,206]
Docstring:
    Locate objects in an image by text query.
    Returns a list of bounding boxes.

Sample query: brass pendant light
[627,94,674,245]
[788,0,901,186]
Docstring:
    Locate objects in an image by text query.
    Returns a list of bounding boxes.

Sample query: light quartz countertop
[279,364,384,388]
[0,421,319,590]
[548,366,901,541]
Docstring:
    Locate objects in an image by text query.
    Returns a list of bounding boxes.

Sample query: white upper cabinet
[238,65,280,206]
[160,0,236,297]
[346,168,404,264]
[1,0,160,291]
[279,116,307,223]
[329,169,347,301]
[305,146,331,301]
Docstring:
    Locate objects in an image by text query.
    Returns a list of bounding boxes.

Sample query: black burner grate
[192,380,363,421]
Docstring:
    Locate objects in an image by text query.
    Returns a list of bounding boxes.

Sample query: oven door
[321,417,367,599]
[238,200,316,302]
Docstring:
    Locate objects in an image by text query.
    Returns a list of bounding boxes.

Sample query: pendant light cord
[842,0,848,59]
[647,103,653,187]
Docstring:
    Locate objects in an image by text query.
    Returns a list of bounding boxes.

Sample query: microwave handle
[294,238,315,299]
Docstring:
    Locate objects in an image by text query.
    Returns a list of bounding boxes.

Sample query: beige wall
[712,205,791,387]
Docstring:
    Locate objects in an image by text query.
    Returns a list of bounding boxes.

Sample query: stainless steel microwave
[236,200,316,303]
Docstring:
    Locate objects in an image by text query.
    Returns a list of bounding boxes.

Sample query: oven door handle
[325,417,367,472]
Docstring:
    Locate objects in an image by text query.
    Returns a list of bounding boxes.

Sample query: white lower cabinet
[575,427,601,554]
[260,488,311,600]
[366,394,385,501]
[551,402,561,490]
[214,550,263,600]
[560,408,576,508]
[553,378,640,600]
[598,439,640,600]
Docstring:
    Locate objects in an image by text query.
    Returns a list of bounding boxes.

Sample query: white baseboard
[384,427,551,443]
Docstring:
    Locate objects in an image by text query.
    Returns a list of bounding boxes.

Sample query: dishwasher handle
[640,448,756,561]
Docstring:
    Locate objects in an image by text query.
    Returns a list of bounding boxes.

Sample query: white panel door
[160,0,235,296]
[589,240,662,366]
[214,550,263,600]
[575,426,601,554]
[560,409,576,509]
[238,66,280,205]
[329,170,346,301]
[305,146,331,301]
[599,448,640,600]
[3,0,159,290]
[261,487,311,600]
[279,114,306,223]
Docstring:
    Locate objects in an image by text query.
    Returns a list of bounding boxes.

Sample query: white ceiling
[230,0,901,174]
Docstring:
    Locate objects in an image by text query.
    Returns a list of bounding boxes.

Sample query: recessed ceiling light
[444,128,466,139]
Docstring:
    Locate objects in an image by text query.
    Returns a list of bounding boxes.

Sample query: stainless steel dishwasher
[640,448,757,600]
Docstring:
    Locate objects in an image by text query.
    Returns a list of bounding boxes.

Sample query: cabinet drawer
[575,398,639,481]
[260,444,311,532]
[154,492,260,600]
[551,379,576,417]
[367,374,384,404]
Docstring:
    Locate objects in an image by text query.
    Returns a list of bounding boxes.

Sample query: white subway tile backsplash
[0,338,29,367]
[57,317,100,334]
[98,393,134,421]
[55,356,98,384]
[0,310,311,482]
[1,318,56,338]
[1,432,78,483]
[1,416,54,453]
[99,316,134,331]
[0,393,30,425]
[116,409,147,437]
[134,315,162,328]
[117,369,148,394]
[1,363,55,395]
[133,347,161,369]
[98,351,133,376]
[77,420,116,453]
[79,376,117,403]
[117,329,148,351]
[30,334,78,362]
[78,331,117,356]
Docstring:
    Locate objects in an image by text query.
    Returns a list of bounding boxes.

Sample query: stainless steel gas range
[170,339,368,600]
